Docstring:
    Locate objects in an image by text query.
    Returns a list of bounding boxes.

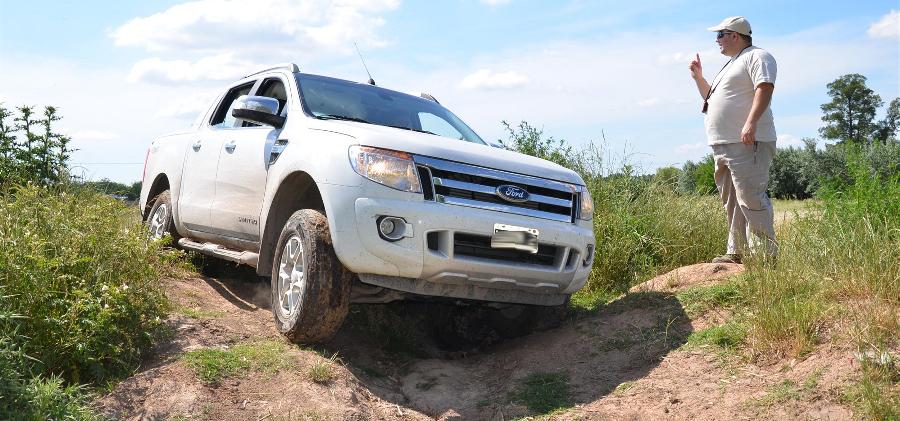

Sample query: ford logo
[496,185,530,203]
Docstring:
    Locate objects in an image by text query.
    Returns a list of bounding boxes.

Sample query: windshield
[295,74,485,145]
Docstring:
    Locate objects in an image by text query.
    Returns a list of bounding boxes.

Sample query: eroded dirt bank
[96,263,859,420]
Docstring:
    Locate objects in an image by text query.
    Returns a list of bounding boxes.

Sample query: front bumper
[320,182,595,305]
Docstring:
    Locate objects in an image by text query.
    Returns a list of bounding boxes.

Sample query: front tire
[271,209,352,343]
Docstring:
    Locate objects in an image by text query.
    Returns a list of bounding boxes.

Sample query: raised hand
[689,53,703,80]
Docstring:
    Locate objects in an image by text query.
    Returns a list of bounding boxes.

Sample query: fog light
[583,244,594,267]
[377,216,406,241]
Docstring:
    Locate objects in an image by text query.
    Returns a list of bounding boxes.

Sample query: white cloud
[868,10,900,39]
[127,54,260,84]
[459,69,528,90]
[481,0,512,5]
[155,91,219,119]
[111,0,399,84]
[111,0,398,52]
[69,130,118,141]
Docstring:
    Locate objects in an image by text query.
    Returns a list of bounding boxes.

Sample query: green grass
[182,341,293,384]
[573,174,727,310]
[686,322,747,351]
[178,307,227,319]
[508,371,571,415]
[675,282,744,316]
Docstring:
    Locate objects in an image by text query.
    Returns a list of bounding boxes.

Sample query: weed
[183,341,292,384]
[508,371,570,414]
[307,353,338,384]
[0,185,184,384]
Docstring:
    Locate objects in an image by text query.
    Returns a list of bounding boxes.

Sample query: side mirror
[232,95,285,128]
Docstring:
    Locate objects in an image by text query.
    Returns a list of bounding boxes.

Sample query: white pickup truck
[140,63,596,343]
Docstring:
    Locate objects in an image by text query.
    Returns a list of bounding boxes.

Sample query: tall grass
[0,184,183,418]
[570,146,727,309]
[740,152,899,419]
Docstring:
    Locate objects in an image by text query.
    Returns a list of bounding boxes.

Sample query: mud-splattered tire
[146,190,181,244]
[271,209,352,343]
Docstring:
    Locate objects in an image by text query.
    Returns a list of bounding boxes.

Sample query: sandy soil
[95,263,860,420]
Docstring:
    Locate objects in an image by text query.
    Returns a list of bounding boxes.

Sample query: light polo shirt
[704,46,777,145]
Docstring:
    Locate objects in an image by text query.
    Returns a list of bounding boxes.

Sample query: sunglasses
[716,31,734,39]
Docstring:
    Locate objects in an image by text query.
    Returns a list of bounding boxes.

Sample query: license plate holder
[491,224,539,254]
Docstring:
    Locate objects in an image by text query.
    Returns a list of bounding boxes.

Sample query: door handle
[224,141,236,153]
[192,140,201,151]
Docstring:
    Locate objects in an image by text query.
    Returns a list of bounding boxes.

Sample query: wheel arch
[258,171,324,276]
[143,174,171,220]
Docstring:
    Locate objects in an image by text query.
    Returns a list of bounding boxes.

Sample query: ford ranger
[140,63,596,343]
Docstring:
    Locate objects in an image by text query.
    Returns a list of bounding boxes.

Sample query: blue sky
[1,0,897,182]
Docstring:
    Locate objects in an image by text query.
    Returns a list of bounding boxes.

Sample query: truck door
[178,81,255,233]
[209,77,289,243]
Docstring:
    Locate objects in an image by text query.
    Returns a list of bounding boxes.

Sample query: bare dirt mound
[630,262,744,293]
[95,262,859,420]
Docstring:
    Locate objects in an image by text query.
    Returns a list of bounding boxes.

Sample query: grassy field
[772,198,815,226]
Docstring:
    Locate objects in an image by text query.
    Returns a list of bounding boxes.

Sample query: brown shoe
[711,254,742,264]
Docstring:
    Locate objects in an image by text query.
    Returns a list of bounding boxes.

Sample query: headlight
[578,186,594,221]
[349,145,422,193]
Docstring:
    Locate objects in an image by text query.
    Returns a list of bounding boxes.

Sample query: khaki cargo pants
[711,141,778,257]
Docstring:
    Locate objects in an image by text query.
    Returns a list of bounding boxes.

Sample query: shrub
[0,185,181,386]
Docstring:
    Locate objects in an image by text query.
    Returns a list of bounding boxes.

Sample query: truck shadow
[326,291,692,419]
[195,263,692,419]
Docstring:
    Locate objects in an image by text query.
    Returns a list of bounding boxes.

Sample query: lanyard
[702,46,752,114]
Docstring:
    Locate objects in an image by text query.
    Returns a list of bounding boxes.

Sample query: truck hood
[308,120,585,186]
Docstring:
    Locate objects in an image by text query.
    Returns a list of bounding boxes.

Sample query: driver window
[241,78,288,127]
[417,112,463,140]
[257,78,288,114]
[210,82,254,128]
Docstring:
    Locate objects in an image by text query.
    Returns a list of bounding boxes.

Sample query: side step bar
[177,238,259,268]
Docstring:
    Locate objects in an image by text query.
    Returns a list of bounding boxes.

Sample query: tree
[874,97,900,143]
[0,104,71,187]
[819,74,882,144]
[501,120,576,170]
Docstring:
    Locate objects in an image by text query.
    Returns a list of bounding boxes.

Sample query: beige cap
[707,16,752,36]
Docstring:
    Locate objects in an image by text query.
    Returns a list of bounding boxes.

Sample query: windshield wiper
[385,124,438,136]
[315,114,372,124]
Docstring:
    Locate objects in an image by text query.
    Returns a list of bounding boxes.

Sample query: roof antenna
[354,42,376,86]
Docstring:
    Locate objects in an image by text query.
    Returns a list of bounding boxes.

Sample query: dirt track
[96,263,859,420]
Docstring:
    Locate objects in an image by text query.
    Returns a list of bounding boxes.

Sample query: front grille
[415,156,577,223]
[454,233,557,267]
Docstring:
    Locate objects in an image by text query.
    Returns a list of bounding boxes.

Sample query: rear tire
[146,190,181,244]
[271,209,352,343]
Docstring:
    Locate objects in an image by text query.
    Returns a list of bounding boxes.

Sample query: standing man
[689,16,778,264]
